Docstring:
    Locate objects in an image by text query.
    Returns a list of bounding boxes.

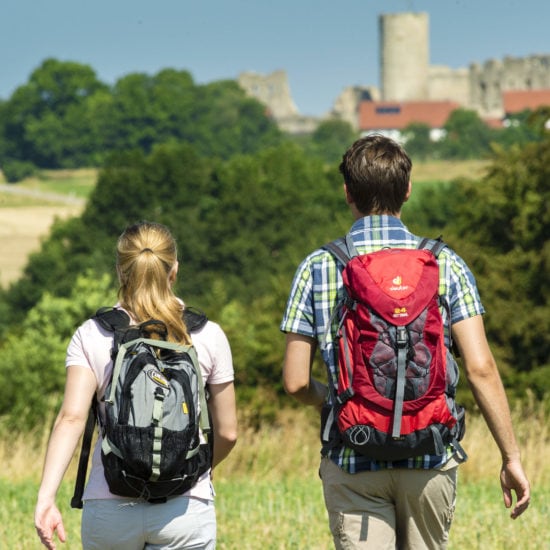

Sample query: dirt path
[0,205,82,288]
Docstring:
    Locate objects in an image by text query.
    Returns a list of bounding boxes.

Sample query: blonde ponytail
[116,221,191,345]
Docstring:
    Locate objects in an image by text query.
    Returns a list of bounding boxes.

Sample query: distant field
[412,159,489,183]
[0,168,93,288]
[0,161,488,288]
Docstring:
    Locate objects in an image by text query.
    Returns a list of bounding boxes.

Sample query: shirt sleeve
[280,255,316,338]
[192,321,234,385]
[443,248,485,324]
[65,318,114,394]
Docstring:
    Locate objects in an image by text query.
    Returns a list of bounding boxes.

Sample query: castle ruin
[238,12,550,132]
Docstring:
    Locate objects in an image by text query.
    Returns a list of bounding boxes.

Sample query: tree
[445,132,550,383]
[0,59,108,168]
[0,272,115,428]
[439,108,495,159]
[402,122,434,160]
[493,107,548,151]
[309,119,358,164]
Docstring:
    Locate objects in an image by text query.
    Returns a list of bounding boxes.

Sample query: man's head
[339,134,412,216]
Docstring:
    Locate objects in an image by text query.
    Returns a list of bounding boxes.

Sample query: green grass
[0,168,97,202]
[2,405,548,549]
[3,475,548,549]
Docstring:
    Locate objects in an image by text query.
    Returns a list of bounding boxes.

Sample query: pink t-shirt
[66,306,234,502]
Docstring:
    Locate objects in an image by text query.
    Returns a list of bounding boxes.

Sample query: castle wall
[238,70,298,119]
[428,65,470,106]
[470,55,550,118]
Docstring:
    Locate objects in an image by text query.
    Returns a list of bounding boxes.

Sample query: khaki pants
[320,457,458,550]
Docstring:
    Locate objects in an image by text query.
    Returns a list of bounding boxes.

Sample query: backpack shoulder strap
[72,307,130,510]
[71,398,96,509]
[93,307,131,332]
[183,307,208,333]
[322,234,360,266]
[417,236,447,258]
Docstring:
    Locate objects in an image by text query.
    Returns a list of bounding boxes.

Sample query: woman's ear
[169,260,179,285]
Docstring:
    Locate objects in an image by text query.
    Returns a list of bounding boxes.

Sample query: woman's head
[339,134,412,215]
[116,221,190,344]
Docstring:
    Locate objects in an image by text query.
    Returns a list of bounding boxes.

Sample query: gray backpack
[71,307,211,507]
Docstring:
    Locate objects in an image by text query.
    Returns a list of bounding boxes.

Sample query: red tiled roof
[502,89,550,114]
[358,100,461,131]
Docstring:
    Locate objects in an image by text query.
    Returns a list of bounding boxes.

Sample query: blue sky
[1,0,549,116]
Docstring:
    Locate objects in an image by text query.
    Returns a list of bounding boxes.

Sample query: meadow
[1,403,548,549]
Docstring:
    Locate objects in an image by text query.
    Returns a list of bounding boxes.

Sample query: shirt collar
[349,214,406,234]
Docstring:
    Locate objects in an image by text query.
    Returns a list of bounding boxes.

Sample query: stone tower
[379,12,429,101]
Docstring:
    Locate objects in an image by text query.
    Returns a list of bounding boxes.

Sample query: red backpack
[322,236,465,461]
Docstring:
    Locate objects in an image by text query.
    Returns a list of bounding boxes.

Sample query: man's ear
[344,183,354,205]
[404,180,412,202]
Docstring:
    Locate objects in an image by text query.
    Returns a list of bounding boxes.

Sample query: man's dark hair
[339,134,412,215]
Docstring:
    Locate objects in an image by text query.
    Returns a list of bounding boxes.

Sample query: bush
[1,159,36,182]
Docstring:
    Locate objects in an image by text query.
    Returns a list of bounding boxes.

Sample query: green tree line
[1,131,549,427]
[0,59,548,429]
[1,58,548,182]
[0,59,283,181]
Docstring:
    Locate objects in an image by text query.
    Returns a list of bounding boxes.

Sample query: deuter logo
[390,274,409,292]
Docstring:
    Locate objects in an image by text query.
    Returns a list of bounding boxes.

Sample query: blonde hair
[116,221,191,345]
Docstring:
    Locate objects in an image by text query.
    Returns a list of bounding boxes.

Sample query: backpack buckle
[396,326,408,347]
[336,387,354,406]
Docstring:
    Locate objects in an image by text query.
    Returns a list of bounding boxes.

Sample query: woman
[35,221,238,550]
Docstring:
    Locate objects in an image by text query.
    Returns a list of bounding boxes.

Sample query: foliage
[1,120,549,428]
[0,60,282,170]
[1,159,36,182]
[444,134,550,381]
[401,122,433,161]
[0,272,115,428]
[0,59,108,169]
[438,108,495,159]
[307,119,358,164]
[0,141,348,418]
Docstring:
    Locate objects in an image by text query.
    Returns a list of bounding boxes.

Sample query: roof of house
[502,89,550,114]
[358,100,461,131]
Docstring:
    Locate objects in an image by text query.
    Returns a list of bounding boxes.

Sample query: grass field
[1,404,548,550]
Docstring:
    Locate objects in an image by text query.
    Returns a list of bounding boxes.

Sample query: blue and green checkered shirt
[280,215,484,473]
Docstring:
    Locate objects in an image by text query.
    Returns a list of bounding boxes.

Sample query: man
[280,134,530,549]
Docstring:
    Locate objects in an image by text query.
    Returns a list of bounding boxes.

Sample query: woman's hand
[35,499,66,550]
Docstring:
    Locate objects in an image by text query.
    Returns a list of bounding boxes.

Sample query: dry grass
[0,204,83,288]
[411,159,490,182]
[1,403,548,549]
[6,401,546,487]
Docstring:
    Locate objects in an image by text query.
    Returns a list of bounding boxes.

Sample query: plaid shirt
[280,215,484,472]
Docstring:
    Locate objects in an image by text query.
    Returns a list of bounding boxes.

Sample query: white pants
[82,496,216,549]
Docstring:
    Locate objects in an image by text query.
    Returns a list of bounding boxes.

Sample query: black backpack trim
[70,306,208,509]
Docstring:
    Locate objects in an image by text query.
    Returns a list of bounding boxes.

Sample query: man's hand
[500,459,531,519]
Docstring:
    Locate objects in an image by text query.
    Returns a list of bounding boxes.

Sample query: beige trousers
[320,457,458,550]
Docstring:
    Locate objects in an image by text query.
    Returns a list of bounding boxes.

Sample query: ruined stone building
[238,11,550,134]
